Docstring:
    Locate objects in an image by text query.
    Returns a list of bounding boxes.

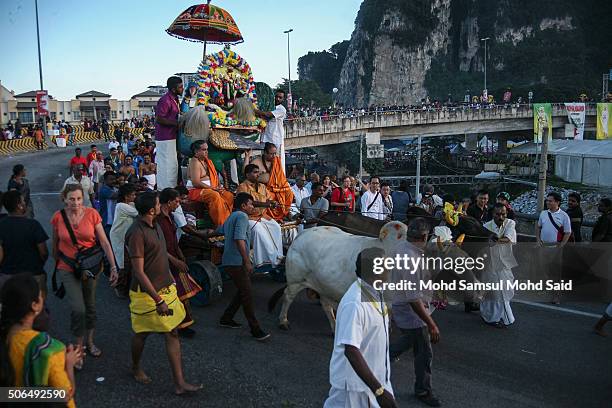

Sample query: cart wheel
[189,260,223,306]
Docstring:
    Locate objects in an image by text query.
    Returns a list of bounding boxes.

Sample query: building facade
[0,82,163,126]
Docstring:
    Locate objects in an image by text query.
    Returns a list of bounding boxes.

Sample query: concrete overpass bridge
[284,104,597,150]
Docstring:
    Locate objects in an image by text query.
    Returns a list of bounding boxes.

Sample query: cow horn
[436,236,443,251]
[456,233,465,247]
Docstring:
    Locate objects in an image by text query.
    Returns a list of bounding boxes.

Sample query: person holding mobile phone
[125,192,202,395]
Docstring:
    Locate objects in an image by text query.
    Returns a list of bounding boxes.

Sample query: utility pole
[480,37,490,96]
[359,133,363,181]
[415,135,422,201]
[35,0,50,147]
[284,29,293,113]
[536,129,549,212]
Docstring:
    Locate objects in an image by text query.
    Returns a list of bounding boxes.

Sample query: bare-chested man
[120,155,137,178]
[243,142,293,220]
[139,153,157,190]
[243,143,277,184]
[186,140,233,226]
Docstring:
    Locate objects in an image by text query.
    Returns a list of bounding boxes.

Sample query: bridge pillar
[465,134,478,150]
[496,134,508,154]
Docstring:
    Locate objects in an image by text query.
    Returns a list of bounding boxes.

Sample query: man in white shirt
[62,164,95,207]
[290,175,310,217]
[536,192,572,245]
[256,90,287,169]
[482,203,518,327]
[108,139,120,151]
[536,191,571,304]
[361,176,384,220]
[324,247,397,408]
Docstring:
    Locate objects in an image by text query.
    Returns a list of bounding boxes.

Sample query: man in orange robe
[187,140,234,226]
[244,142,293,220]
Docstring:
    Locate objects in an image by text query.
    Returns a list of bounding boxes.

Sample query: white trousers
[155,139,177,190]
[323,388,379,408]
[249,218,283,267]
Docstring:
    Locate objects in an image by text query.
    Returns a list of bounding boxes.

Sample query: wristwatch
[375,386,385,397]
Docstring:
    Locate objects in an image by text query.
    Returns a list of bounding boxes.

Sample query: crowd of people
[1,75,611,407]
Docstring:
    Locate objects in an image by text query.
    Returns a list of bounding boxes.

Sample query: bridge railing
[284,103,596,139]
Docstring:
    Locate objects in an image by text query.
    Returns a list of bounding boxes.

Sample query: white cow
[268,222,408,331]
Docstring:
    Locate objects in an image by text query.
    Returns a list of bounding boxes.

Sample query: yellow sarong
[129,284,186,333]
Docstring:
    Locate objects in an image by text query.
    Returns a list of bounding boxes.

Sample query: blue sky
[0,0,362,100]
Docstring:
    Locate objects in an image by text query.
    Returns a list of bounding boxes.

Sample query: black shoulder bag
[366,192,380,211]
[57,209,106,281]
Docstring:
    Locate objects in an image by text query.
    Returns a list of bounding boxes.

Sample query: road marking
[514,299,601,318]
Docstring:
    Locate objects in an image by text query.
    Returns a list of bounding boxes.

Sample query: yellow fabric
[129,285,186,333]
[9,330,75,408]
[443,202,461,226]
[237,180,273,219]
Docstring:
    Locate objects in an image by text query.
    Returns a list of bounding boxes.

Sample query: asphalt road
[1,145,611,408]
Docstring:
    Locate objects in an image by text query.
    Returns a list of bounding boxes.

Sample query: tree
[325,141,384,176]
[276,79,332,108]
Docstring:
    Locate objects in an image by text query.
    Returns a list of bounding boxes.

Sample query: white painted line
[514,299,601,318]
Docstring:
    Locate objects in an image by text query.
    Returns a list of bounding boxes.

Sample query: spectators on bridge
[7,164,34,218]
[0,191,49,293]
[0,275,81,407]
[62,165,95,208]
[51,184,118,370]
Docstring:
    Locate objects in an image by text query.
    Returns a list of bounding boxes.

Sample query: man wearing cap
[492,192,515,220]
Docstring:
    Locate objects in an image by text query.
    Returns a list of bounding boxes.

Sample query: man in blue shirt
[217,192,270,341]
[98,171,119,236]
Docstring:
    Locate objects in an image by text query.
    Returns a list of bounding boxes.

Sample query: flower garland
[196,48,256,107]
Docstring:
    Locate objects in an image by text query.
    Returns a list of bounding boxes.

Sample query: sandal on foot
[86,344,102,357]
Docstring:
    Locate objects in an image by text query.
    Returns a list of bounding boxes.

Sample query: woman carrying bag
[51,184,118,370]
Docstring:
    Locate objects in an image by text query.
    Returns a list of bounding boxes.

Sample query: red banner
[36,90,49,115]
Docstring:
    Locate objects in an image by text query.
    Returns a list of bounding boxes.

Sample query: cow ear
[456,234,465,247]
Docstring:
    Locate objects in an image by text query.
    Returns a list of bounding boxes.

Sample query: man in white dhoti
[236,164,284,268]
[482,203,518,327]
[324,248,397,408]
[154,76,183,190]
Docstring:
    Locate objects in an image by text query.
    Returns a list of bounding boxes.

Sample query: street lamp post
[34,0,49,146]
[284,29,293,113]
[480,37,490,97]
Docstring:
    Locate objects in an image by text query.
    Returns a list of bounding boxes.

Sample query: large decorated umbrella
[166,0,243,58]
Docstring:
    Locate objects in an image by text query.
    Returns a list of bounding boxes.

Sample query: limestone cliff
[303,0,612,106]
